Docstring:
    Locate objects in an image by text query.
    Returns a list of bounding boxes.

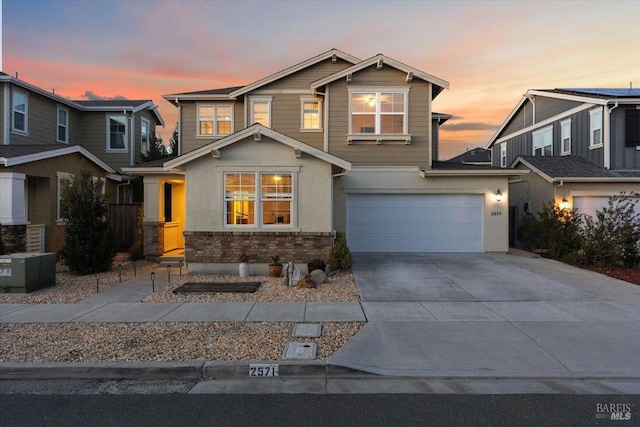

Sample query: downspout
[604,101,618,170]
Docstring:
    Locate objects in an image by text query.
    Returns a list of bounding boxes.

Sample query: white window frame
[300,96,323,131]
[249,97,272,128]
[223,170,296,229]
[589,107,603,149]
[106,114,128,151]
[532,126,553,156]
[56,172,73,223]
[500,142,507,167]
[348,87,409,136]
[12,89,28,134]
[56,106,69,144]
[140,117,150,154]
[560,118,571,155]
[197,104,234,137]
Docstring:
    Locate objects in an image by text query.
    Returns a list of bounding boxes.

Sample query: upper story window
[224,172,294,228]
[349,89,409,135]
[107,115,128,151]
[300,97,322,131]
[141,118,150,154]
[589,108,603,148]
[57,106,69,143]
[198,104,233,136]
[560,119,571,155]
[500,143,507,167]
[533,126,552,156]
[12,89,28,134]
[250,97,272,127]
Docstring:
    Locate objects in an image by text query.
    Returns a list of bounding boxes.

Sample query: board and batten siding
[535,97,582,123]
[500,101,534,137]
[611,107,640,170]
[326,65,432,167]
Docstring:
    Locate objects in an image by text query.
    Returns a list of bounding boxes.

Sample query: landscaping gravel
[0,255,364,362]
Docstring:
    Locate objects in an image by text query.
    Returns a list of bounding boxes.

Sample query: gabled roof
[163,86,245,105]
[310,54,449,97]
[162,124,351,171]
[228,49,361,98]
[0,144,117,176]
[511,155,640,182]
[446,147,492,164]
[0,74,165,126]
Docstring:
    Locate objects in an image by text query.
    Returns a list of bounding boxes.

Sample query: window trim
[348,87,410,137]
[56,172,73,223]
[560,118,571,155]
[140,117,150,154]
[532,125,553,156]
[589,107,603,149]
[299,96,323,132]
[11,89,28,135]
[106,114,128,152]
[249,97,272,128]
[56,105,69,144]
[196,103,234,137]
[500,142,507,167]
[223,169,297,229]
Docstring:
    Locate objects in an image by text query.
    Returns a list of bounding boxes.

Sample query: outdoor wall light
[560,198,570,210]
[495,189,504,202]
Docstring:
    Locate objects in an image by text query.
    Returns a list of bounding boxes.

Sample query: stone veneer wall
[184,231,334,264]
[143,222,164,259]
[0,224,27,254]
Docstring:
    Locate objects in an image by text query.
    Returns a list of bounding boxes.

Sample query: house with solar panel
[485,88,640,245]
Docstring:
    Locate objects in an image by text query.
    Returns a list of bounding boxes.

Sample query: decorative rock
[308,269,327,285]
[283,262,301,286]
[296,277,316,288]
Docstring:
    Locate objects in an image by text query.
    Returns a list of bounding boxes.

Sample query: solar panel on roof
[560,88,640,97]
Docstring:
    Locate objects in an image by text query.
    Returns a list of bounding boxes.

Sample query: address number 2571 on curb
[249,364,279,377]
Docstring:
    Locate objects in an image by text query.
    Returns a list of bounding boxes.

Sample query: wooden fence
[108,204,141,251]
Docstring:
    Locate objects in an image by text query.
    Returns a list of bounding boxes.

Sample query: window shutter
[625,109,640,147]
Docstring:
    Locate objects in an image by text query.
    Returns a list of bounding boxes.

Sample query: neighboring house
[485,88,640,245]
[0,72,164,254]
[127,49,522,273]
[446,147,492,166]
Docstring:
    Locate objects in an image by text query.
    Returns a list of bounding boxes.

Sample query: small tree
[328,232,353,271]
[167,124,179,156]
[142,132,168,162]
[580,193,640,267]
[129,205,145,261]
[60,170,116,274]
[520,202,583,260]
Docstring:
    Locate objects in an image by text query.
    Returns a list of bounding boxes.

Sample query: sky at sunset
[2,0,639,159]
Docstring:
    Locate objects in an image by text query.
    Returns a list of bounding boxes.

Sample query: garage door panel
[347,194,483,253]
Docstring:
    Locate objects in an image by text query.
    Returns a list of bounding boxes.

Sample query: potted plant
[268,255,283,277]
[239,250,249,277]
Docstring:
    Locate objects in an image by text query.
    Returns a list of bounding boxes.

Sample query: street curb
[0,361,380,381]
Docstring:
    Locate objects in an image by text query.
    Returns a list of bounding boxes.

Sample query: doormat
[173,282,261,293]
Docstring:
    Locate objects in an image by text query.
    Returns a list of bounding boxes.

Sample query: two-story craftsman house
[128,49,522,273]
[0,72,164,253]
[486,88,640,245]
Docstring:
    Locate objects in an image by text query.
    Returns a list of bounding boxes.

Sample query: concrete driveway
[329,252,640,389]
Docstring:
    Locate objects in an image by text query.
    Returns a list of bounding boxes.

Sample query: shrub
[60,170,116,274]
[328,232,353,271]
[520,202,583,260]
[307,258,327,272]
[128,205,145,261]
[580,193,640,267]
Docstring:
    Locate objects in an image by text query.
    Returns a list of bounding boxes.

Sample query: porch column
[0,173,27,253]
[142,177,165,259]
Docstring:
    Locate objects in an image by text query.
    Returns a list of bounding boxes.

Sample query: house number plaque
[249,363,279,377]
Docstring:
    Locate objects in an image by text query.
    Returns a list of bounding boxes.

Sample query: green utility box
[0,253,56,293]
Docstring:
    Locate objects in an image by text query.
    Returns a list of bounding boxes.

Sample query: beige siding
[259,58,353,91]
[77,112,130,173]
[180,101,242,155]
[326,65,432,167]
[9,87,60,145]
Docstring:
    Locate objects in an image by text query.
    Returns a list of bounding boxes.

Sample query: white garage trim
[346,194,483,253]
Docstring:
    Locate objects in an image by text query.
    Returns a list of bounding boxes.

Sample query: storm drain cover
[283,342,317,360]
[293,324,322,338]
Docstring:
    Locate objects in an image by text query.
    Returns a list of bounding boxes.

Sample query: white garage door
[573,197,609,220]
[346,194,483,253]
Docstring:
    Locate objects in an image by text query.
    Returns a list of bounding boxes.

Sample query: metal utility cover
[293,324,322,338]
[283,342,317,360]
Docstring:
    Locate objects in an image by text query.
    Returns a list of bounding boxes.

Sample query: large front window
[107,115,127,150]
[198,104,232,136]
[12,90,27,133]
[224,172,293,227]
[350,90,407,134]
[533,126,552,156]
